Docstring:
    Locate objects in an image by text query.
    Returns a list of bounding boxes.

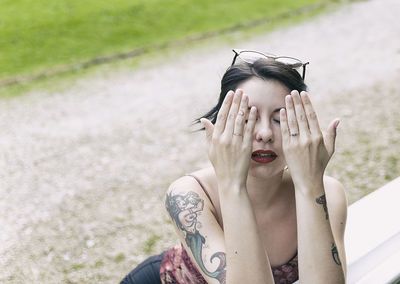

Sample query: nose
[254,120,274,143]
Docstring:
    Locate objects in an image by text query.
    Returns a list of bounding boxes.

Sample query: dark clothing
[120,251,166,284]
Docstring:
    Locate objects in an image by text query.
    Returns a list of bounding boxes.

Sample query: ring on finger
[290,132,298,136]
[233,133,242,136]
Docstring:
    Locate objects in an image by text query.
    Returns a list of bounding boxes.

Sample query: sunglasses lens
[275,57,302,68]
[238,51,275,64]
[238,52,263,64]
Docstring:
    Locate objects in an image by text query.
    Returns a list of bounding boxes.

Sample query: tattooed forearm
[165,191,226,284]
[316,194,329,220]
[331,243,342,266]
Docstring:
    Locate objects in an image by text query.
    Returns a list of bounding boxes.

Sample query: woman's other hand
[200,89,257,189]
[280,90,340,195]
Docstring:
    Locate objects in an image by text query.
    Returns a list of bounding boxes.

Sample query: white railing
[292,177,400,284]
[345,177,400,283]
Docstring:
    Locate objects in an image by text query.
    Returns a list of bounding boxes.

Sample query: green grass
[144,234,162,254]
[70,263,85,270]
[114,253,126,263]
[0,0,329,81]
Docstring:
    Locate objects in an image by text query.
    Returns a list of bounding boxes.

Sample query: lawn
[0,0,328,81]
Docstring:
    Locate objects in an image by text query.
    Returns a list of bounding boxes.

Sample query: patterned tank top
[160,174,299,283]
[159,243,299,284]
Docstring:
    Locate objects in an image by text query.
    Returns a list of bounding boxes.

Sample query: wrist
[218,181,247,196]
[294,178,324,199]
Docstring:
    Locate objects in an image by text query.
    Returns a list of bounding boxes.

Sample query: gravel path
[1,0,399,282]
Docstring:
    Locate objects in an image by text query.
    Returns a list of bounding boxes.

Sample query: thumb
[324,118,340,157]
[200,118,214,145]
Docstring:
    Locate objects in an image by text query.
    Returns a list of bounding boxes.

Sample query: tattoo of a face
[331,243,342,266]
[166,191,226,284]
[316,194,329,220]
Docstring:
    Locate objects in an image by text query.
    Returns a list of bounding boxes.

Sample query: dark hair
[192,59,307,130]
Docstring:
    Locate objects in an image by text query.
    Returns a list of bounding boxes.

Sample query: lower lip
[251,155,277,163]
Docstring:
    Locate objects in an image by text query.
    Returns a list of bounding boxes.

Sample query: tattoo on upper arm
[331,243,342,266]
[316,194,329,220]
[165,191,226,284]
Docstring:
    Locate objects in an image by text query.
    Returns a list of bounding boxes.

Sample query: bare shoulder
[166,175,202,197]
[323,175,348,209]
[165,167,217,209]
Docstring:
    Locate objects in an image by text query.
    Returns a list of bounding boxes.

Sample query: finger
[214,91,234,137]
[280,108,290,144]
[291,90,310,136]
[232,93,249,141]
[200,118,214,147]
[224,89,243,136]
[243,106,257,148]
[324,118,340,157]
[285,94,299,138]
[300,91,321,135]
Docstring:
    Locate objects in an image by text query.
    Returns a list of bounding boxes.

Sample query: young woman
[121,49,347,284]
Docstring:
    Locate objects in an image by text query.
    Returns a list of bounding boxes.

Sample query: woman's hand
[200,89,257,189]
[280,90,340,195]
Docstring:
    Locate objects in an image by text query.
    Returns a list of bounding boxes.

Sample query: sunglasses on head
[231,49,309,80]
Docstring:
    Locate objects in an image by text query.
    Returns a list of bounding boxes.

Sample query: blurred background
[0,0,399,283]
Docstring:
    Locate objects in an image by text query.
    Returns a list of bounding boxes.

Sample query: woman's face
[236,77,289,178]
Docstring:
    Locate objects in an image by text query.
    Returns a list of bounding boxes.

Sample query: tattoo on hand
[331,243,342,266]
[316,194,329,220]
[166,191,226,284]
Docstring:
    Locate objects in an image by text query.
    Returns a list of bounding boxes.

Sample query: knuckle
[300,138,311,147]
[235,115,244,124]
[299,114,306,121]
[312,135,323,144]
[308,111,317,119]
[211,136,219,144]
[217,111,226,120]
[228,113,235,120]
[246,121,255,131]
[220,137,230,147]
[285,144,296,153]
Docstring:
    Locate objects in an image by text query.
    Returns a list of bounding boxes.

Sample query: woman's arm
[280,90,346,283]
[165,176,274,284]
[294,178,347,283]
[165,179,227,284]
[324,176,347,277]
[199,89,274,284]
[217,183,274,284]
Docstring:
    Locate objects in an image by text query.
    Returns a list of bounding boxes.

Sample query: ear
[200,118,214,146]
[324,118,340,157]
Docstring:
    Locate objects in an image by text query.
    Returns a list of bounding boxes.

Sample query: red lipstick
[251,150,277,163]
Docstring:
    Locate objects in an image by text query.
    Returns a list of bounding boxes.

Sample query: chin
[248,160,285,178]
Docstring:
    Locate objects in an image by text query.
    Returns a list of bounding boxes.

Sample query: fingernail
[242,94,247,102]
[335,119,341,128]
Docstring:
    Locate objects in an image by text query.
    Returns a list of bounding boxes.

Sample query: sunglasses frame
[231,49,309,80]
